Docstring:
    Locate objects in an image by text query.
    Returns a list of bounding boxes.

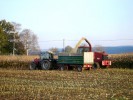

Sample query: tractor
[29,51,58,70]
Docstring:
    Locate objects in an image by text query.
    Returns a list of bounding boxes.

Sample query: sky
[0,0,133,49]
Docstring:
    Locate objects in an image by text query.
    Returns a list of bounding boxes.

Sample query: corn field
[0,55,39,69]
[109,53,133,69]
[0,54,133,69]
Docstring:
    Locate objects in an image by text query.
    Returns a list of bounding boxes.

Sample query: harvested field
[0,69,133,100]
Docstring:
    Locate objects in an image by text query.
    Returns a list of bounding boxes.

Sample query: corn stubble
[0,69,133,100]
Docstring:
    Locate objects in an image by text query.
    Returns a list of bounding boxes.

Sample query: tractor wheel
[29,62,36,70]
[60,65,65,71]
[41,60,51,70]
[93,62,100,69]
[77,65,82,72]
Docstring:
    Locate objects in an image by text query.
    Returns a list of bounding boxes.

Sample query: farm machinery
[30,37,111,71]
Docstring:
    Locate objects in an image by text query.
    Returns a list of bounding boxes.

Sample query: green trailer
[58,52,94,72]
[58,56,83,65]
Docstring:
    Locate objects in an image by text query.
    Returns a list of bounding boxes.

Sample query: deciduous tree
[49,47,59,54]
[0,20,25,55]
[20,29,40,55]
[0,26,8,54]
[65,45,73,53]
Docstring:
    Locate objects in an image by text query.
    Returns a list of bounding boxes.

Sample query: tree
[65,45,73,53]
[20,29,40,55]
[12,22,21,32]
[11,22,27,55]
[0,20,15,34]
[15,41,26,55]
[49,47,59,54]
[0,20,26,55]
[0,20,15,54]
[0,19,39,55]
[19,29,32,55]
[30,33,40,51]
[0,26,8,54]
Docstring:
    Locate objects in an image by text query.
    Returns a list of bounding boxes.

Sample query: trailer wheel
[60,65,64,71]
[29,62,36,70]
[41,60,51,70]
[77,65,82,72]
[93,63,100,69]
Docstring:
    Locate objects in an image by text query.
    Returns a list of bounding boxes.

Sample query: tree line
[0,19,40,55]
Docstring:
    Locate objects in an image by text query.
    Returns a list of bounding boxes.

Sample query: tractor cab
[40,51,54,60]
[77,46,91,54]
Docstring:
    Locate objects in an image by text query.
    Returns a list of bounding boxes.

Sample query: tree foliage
[49,47,59,54]
[65,45,73,53]
[0,26,8,54]
[0,20,15,54]
[19,29,40,55]
[0,19,40,55]
[0,20,14,34]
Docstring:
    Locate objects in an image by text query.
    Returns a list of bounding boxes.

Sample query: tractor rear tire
[41,60,51,70]
[93,62,100,69]
[29,62,36,70]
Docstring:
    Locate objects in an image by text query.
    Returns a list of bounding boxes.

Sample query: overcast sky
[0,0,133,49]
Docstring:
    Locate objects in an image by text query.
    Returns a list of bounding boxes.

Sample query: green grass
[0,69,133,100]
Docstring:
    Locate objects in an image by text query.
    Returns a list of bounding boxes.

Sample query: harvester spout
[72,37,92,53]
[84,38,92,51]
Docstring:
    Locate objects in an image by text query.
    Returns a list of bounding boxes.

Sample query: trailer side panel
[58,56,83,65]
